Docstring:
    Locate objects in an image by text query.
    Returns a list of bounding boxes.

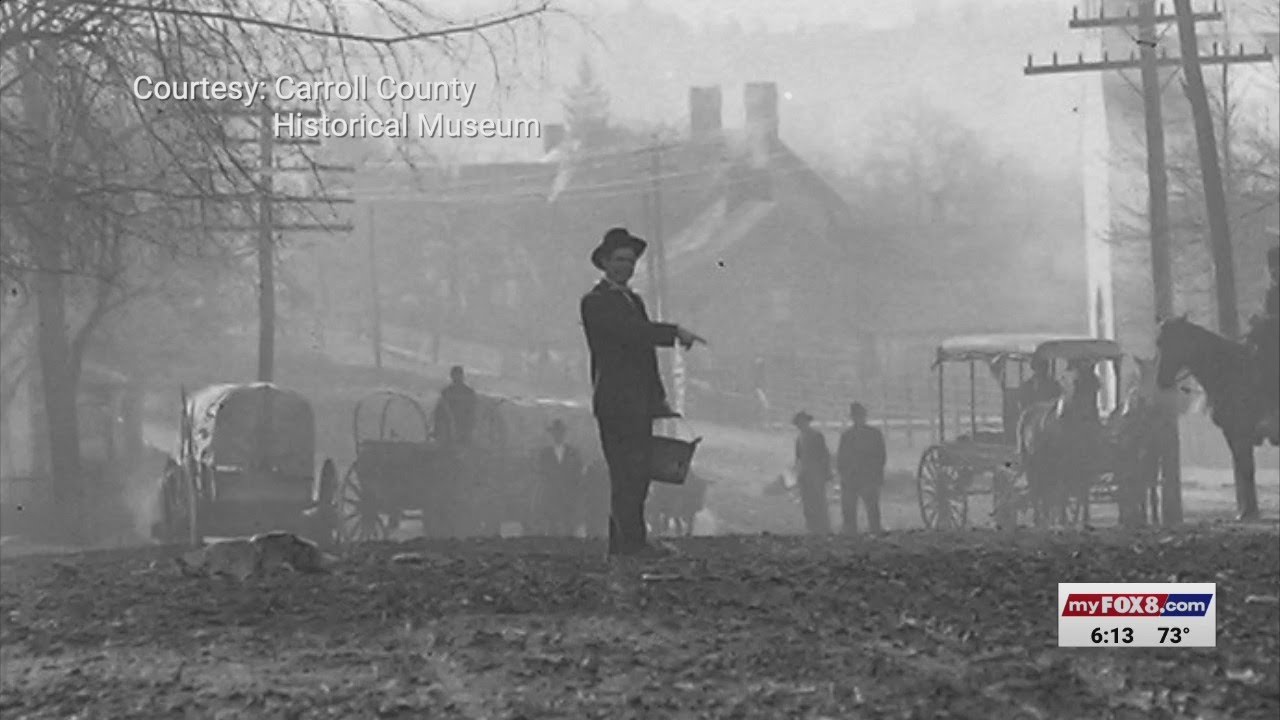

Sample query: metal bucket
[650,435,701,485]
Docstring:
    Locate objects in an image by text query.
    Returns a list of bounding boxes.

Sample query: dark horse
[1154,316,1272,521]
[1017,362,1105,527]
[1105,356,1164,527]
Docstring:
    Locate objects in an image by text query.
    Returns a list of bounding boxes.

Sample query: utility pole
[645,140,681,419]
[366,203,383,373]
[1026,1,1271,525]
[1173,0,1245,339]
[1137,0,1175,322]
[649,143,669,322]
[256,98,277,383]
[200,101,355,383]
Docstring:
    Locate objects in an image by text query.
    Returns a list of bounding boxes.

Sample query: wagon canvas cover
[186,383,315,478]
[459,394,602,466]
[936,334,1122,363]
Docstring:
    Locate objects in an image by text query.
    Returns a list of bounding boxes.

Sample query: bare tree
[0,0,558,542]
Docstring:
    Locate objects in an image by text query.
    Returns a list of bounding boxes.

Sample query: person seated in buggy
[1018,356,1063,409]
[1061,358,1102,423]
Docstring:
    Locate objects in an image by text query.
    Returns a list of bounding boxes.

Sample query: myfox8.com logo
[1057,583,1217,647]
[1060,593,1213,617]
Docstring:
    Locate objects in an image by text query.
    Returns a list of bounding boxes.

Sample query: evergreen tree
[562,55,612,149]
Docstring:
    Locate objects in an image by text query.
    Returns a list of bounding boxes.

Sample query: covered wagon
[335,390,605,540]
[154,383,337,545]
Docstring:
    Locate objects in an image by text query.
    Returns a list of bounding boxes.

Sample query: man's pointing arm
[580,291,678,348]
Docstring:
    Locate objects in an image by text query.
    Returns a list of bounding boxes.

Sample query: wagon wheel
[917,446,969,530]
[338,462,390,543]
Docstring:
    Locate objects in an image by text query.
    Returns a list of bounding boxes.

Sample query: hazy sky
[379,0,1278,171]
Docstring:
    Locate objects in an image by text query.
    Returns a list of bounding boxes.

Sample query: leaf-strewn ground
[3,526,1277,720]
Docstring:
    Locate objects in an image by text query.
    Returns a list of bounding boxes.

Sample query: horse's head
[1154,314,1196,389]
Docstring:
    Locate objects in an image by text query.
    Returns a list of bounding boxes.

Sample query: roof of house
[629,130,853,284]
[632,197,780,288]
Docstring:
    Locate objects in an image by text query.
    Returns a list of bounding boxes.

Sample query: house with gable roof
[624,83,877,409]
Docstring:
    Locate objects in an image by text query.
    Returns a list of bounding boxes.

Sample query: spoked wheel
[338,462,390,543]
[917,446,970,530]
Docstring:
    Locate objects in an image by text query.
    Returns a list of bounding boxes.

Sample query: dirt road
[3,419,1278,718]
[3,528,1277,719]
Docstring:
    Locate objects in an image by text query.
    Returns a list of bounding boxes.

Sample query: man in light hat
[581,227,706,558]
[792,410,832,535]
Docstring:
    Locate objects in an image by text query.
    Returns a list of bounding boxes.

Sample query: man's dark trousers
[798,478,830,534]
[841,478,882,534]
[597,415,652,554]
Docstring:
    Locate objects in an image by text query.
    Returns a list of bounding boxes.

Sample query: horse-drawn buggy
[336,390,444,542]
[917,335,1126,529]
[154,383,338,546]
[334,388,604,541]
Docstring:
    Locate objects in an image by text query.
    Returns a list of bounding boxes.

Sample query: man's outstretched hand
[676,326,707,350]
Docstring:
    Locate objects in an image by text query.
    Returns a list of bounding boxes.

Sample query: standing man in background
[433,365,478,448]
[580,227,705,559]
[535,419,583,536]
[792,410,832,534]
[836,402,887,535]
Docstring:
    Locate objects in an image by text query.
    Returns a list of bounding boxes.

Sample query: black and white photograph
[1,0,1278,717]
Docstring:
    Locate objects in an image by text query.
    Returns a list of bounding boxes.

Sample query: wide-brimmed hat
[792,410,814,426]
[590,227,647,270]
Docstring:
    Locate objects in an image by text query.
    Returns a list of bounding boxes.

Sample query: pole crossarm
[1025,48,1272,75]
[276,164,356,173]
[1068,5,1222,28]
[212,107,325,118]
[169,192,355,203]
[226,136,322,146]
[191,223,355,233]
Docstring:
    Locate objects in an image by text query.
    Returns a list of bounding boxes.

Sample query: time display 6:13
[1091,627,1134,644]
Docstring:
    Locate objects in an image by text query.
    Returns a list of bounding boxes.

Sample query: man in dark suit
[580,227,705,558]
[793,410,832,534]
[836,402,887,535]
[433,365,478,448]
[535,419,583,536]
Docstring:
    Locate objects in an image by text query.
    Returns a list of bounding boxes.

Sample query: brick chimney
[543,123,565,154]
[742,82,778,192]
[689,86,722,141]
[743,82,778,142]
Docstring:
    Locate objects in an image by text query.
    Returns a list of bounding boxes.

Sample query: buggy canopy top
[936,334,1123,364]
[185,382,315,478]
